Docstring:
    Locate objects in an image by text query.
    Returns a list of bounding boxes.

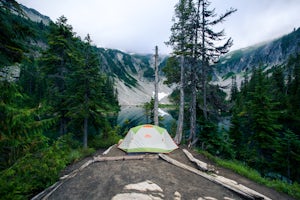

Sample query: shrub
[90,127,121,149]
[0,134,84,199]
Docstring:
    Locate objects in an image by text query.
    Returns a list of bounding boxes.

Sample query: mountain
[6,4,174,106]
[96,48,173,105]
[11,4,300,104]
[213,28,300,93]
[215,28,300,75]
[20,4,51,25]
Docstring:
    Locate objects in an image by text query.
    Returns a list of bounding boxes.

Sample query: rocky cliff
[215,28,300,76]
[96,48,173,105]
[212,28,300,94]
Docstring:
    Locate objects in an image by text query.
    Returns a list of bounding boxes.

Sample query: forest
[162,0,300,198]
[0,2,119,199]
[0,0,300,199]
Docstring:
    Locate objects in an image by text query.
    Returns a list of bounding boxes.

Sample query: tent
[118,124,178,153]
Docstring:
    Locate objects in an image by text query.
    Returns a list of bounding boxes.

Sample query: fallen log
[159,153,271,200]
[102,144,115,155]
[31,181,62,200]
[94,154,158,161]
[182,149,215,172]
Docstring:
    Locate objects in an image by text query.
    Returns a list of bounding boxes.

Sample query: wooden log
[93,154,158,162]
[183,149,215,172]
[103,144,115,155]
[31,181,61,200]
[41,182,65,200]
[94,155,144,161]
[159,154,271,200]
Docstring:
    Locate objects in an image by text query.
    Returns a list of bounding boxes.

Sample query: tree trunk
[174,55,185,144]
[154,46,159,126]
[59,116,67,135]
[189,69,197,146]
[189,0,201,146]
[83,116,88,148]
[202,61,207,120]
[83,91,89,148]
[201,0,208,120]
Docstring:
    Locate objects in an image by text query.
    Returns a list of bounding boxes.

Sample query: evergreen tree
[286,54,300,134]
[0,81,53,169]
[196,0,236,119]
[167,0,195,144]
[230,67,282,171]
[40,16,76,135]
[19,56,46,106]
[189,0,236,145]
[247,68,280,170]
[273,130,300,182]
[162,56,181,85]
[143,98,155,124]
[230,75,238,103]
[66,34,113,148]
[0,1,29,66]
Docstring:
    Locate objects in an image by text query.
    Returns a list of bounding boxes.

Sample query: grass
[197,150,300,200]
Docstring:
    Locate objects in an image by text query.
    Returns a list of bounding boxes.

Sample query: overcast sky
[17,0,300,54]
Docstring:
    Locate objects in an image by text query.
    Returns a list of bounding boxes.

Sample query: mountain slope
[215,28,300,75]
[212,28,300,94]
[96,48,173,105]
[20,4,51,25]
[16,4,300,104]
[5,4,173,106]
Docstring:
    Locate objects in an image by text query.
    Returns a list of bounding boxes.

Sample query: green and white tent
[118,124,178,153]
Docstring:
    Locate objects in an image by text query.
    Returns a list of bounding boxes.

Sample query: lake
[117,106,177,134]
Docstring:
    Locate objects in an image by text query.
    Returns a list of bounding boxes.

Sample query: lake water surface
[117,106,176,133]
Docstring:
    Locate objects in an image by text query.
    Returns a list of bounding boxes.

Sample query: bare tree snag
[182,149,215,172]
[154,45,159,126]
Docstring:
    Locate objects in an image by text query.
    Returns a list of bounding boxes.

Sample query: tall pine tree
[66,34,111,148]
[40,16,76,135]
[189,0,236,145]
[167,0,195,144]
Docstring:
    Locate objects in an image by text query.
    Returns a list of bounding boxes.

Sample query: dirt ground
[37,145,295,200]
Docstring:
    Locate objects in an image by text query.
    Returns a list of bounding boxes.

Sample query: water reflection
[117,106,176,134]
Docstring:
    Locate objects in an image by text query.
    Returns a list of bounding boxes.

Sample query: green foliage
[198,122,235,159]
[90,126,121,148]
[0,81,55,169]
[0,134,86,199]
[0,4,49,67]
[98,48,138,88]
[273,130,300,182]
[143,98,155,124]
[38,17,120,143]
[281,28,300,55]
[230,61,300,183]
[143,67,155,79]
[216,158,300,199]
[196,150,300,199]
[222,71,235,80]
[1,10,120,198]
[162,56,180,85]
[0,7,26,65]
[39,16,78,136]
[18,56,47,105]
[122,53,137,74]
[285,53,300,133]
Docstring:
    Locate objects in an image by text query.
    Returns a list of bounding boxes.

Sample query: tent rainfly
[118,124,178,153]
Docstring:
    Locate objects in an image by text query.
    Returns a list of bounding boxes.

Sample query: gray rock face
[20,5,51,25]
[215,28,300,76]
